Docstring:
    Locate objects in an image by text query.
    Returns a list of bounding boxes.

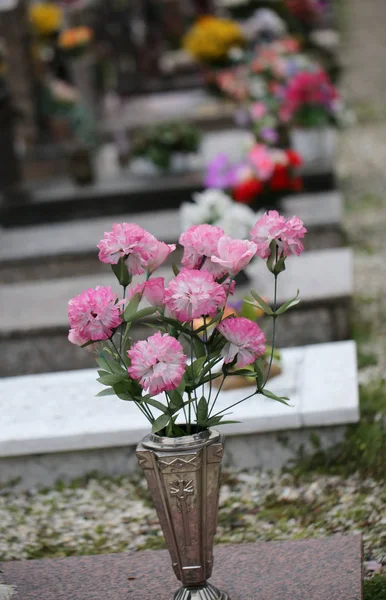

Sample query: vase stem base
[173,583,230,600]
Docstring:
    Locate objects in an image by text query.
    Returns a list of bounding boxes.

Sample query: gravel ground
[0,471,385,579]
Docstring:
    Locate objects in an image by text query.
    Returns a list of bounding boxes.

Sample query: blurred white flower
[217,203,262,239]
[180,189,261,239]
[242,9,287,40]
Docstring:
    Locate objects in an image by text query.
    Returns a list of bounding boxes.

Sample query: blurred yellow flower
[29,2,63,37]
[182,16,245,64]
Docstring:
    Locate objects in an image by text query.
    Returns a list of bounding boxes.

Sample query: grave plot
[0,247,353,376]
[0,340,358,489]
[0,536,362,600]
[0,129,338,229]
[0,191,343,283]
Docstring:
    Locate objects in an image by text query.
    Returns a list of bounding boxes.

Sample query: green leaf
[176,375,186,395]
[130,306,158,321]
[168,389,184,411]
[172,263,180,276]
[152,413,171,434]
[96,356,111,372]
[192,337,207,359]
[254,358,265,389]
[206,415,240,427]
[192,357,207,378]
[249,290,274,316]
[160,317,192,335]
[228,369,256,377]
[111,258,132,287]
[123,292,141,322]
[96,372,128,386]
[112,381,133,401]
[96,355,126,375]
[96,387,115,397]
[197,396,208,426]
[275,290,300,315]
[143,398,169,414]
[261,389,290,405]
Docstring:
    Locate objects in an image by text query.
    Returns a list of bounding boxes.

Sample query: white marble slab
[0,248,353,336]
[0,341,358,458]
[0,192,342,263]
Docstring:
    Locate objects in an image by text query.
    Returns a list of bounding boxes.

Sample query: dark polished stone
[0,536,362,600]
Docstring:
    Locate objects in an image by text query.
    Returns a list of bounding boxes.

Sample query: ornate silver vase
[136,429,229,600]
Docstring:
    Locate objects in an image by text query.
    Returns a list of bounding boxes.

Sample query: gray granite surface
[0,536,362,600]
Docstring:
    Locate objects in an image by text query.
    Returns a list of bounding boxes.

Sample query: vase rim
[141,428,220,451]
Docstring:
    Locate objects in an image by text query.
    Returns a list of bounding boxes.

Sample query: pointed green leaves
[152,413,170,434]
[130,306,158,321]
[249,290,274,316]
[275,290,300,315]
[96,387,116,397]
[261,388,290,405]
[197,396,208,427]
[123,292,141,321]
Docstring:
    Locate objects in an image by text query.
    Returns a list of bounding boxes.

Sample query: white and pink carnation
[280,215,307,257]
[97,223,170,276]
[211,235,257,275]
[179,224,226,277]
[68,286,122,343]
[217,317,266,368]
[164,268,226,322]
[128,331,187,396]
[250,210,288,258]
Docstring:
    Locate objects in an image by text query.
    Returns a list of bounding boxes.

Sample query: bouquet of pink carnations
[68,214,306,437]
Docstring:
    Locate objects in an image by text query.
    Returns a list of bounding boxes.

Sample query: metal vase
[136,429,229,600]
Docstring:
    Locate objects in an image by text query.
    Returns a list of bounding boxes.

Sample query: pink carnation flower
[129,277,165,306]
[283,216,307,256]
[147,241,176,274]
[217,317,266,368]
[248,144,275,181]
[211,235,257,275]
[250,210,288,258]
[97,223,170,276]
[164,268,226,322]
[250,210,306,259]
[128,331,187,396]
[68,286,122,342]
[179,224,227,278]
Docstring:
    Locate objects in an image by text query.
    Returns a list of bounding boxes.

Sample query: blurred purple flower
[205,154,240,189]
[260,127,279,144]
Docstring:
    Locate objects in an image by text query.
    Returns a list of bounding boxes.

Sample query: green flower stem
[135,401,154,424]
[208,374,226,418]
[190,323,199,413]
[210,389,258,420]
[110,338,126,366]
[263,271,278,388]
[119,285,127,355]
[203,316,213,405]
[187,392,192,434]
